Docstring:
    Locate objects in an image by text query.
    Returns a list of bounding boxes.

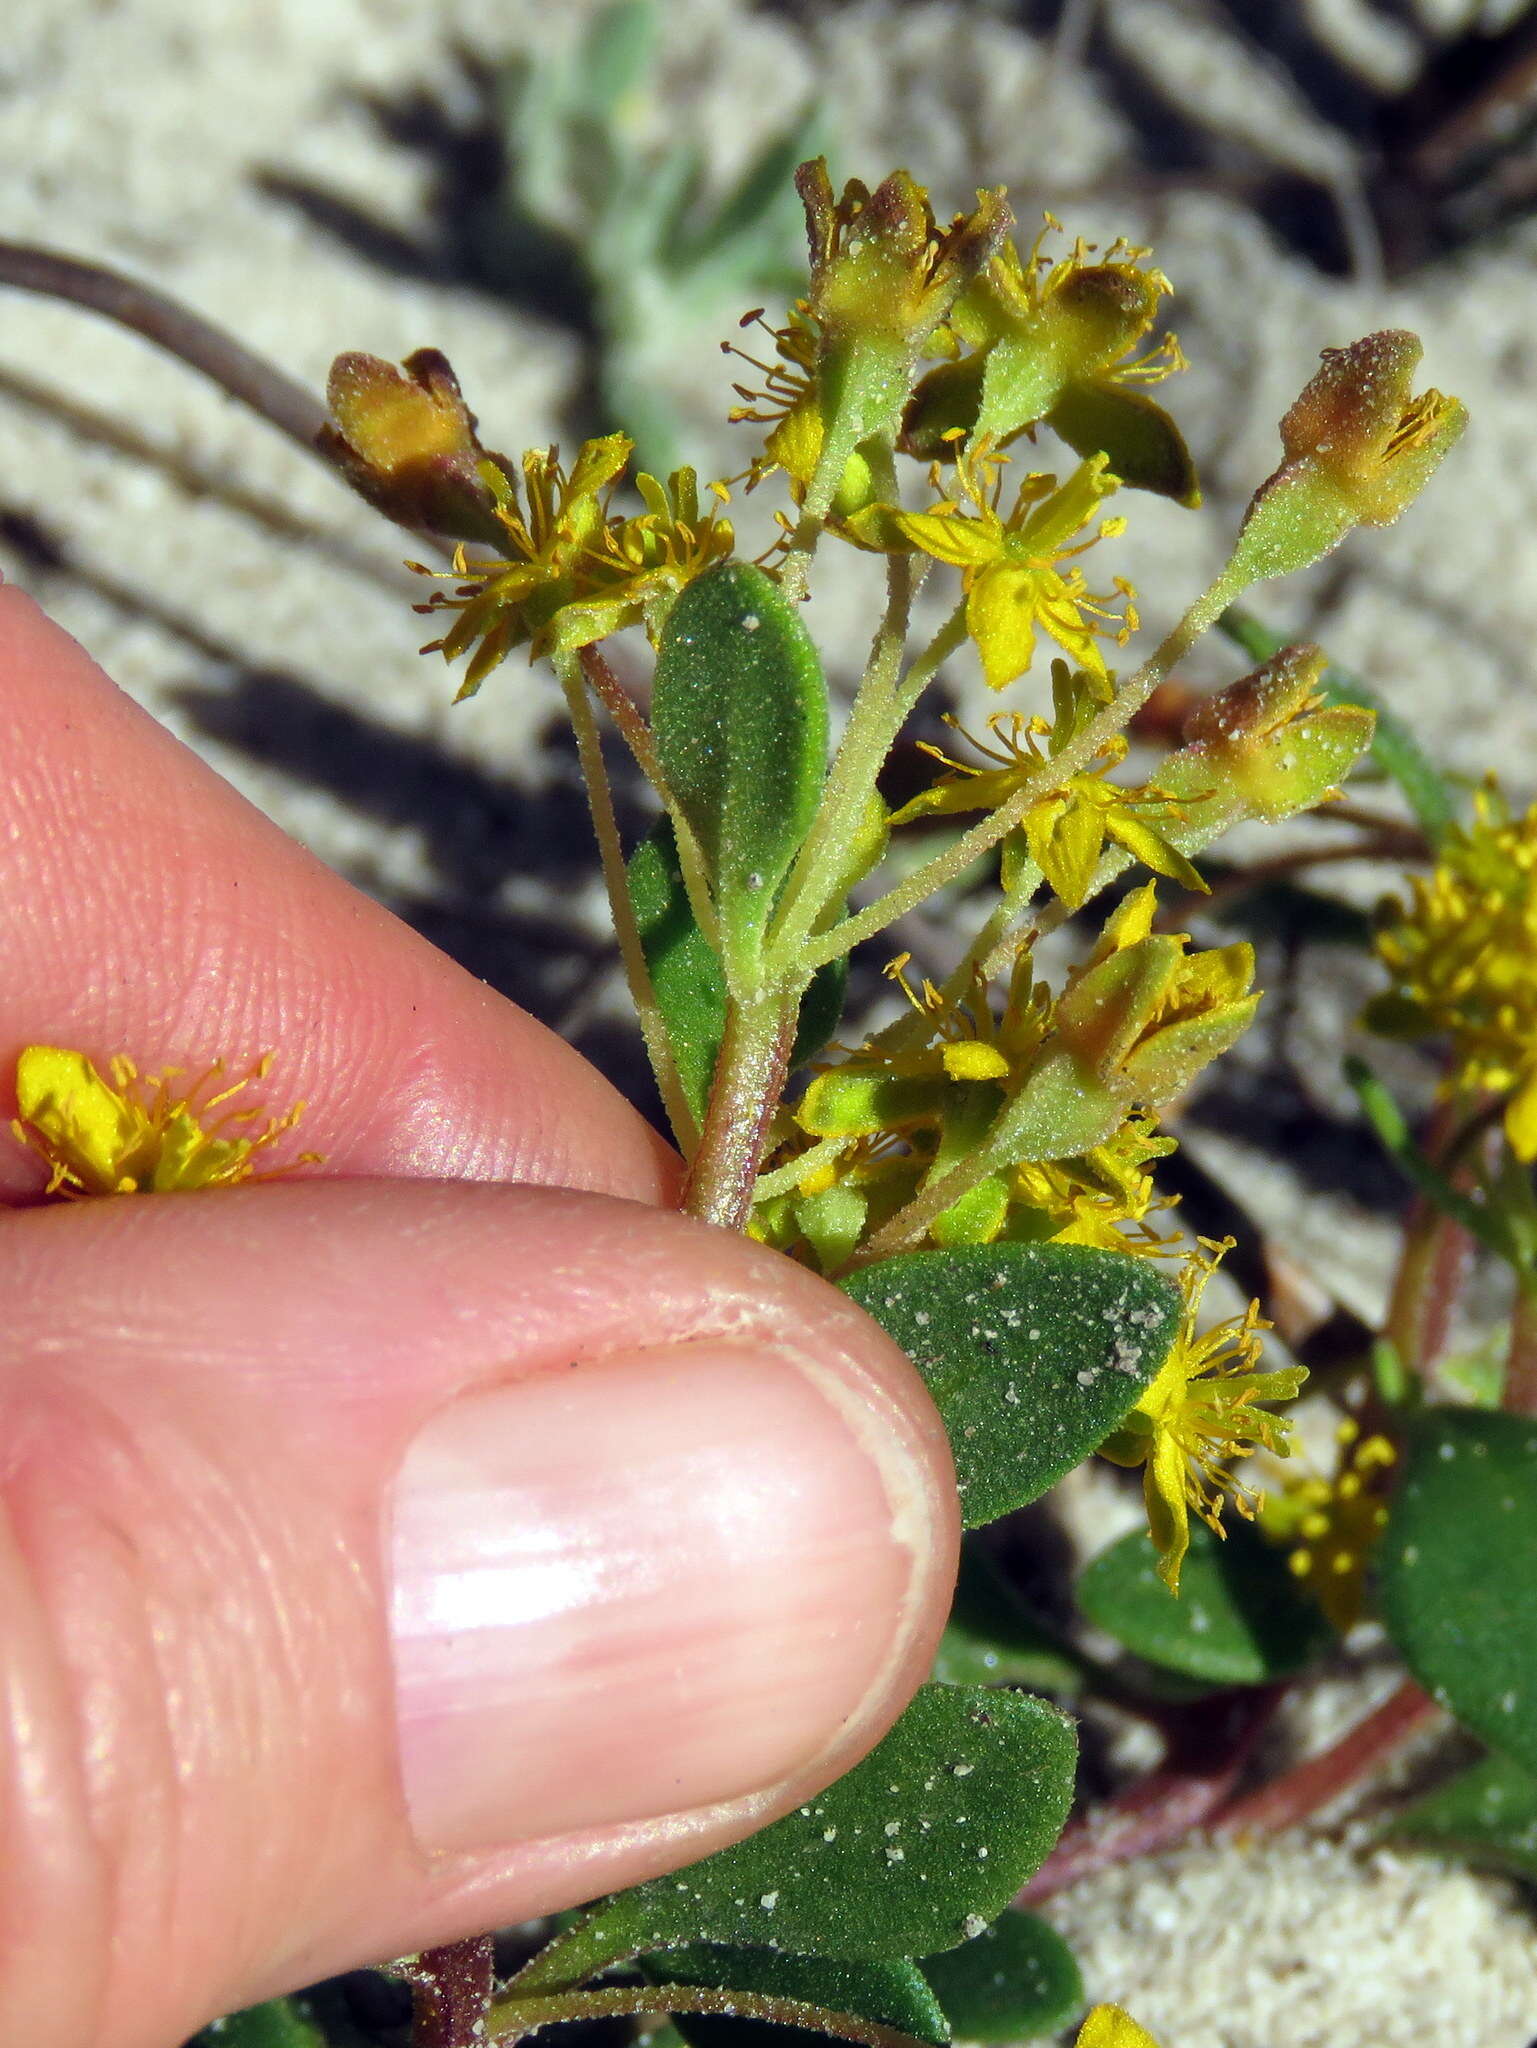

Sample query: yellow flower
[1076,2008,1166,2048]
[1053,883,1258,1113]
[413,439,734,694]
[1099,1240,1306,1591]
[879,444,1134,690]
[1009,1114,1177,1254]
[1262,1418,1397,1632]
[12,1046,316,1198]
[890,666,1205,912]
[1370,781,1537,1159]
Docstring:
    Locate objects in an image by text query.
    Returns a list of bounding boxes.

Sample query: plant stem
[1019,1686,1283,1903]
[682,991,799,1228]
[1506,1281,1537,1415]
[577,645,720,954]
[1215,1679,1438,1836]
[489,1981,929,2048]
[398,1937,496,2048]
[0,239,328,455]
[555,654,699,1154]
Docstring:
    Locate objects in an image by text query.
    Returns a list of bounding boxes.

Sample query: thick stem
[399,1936,496,2048]
[1215,1679,1438,1837]
[682,992,798,1229]
[0,239,328,454]
[490,1981,930,2048]
[1382,1096,1474,1382]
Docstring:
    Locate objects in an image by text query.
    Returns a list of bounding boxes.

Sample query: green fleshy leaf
[1389,1748,1537,1884]
[1047,380,1200,506]
[651,563,828,982]
[933,1541,1082,1693]
[564,1684,1076,1967]
[1380,1410,1537,1769]
[629,816,846,1120]
[841,1245,1180,1528]
[192,1999,326,2048]
[1076,1520,1332,1685]
[920,1912,1084,2042]
[640,1944,949,2048]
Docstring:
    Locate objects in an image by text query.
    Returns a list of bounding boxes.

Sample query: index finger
[0,588,677,1205]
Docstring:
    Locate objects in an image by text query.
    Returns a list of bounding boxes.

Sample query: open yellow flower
[413,439,734,694]
[12,1046,316,1198]
[890,667,1205,911]
[881,445,1134,690]
[1076,2008,1166,2048]
[1099,1239,1306,1591]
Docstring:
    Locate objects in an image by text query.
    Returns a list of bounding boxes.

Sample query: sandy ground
[5,1,1537,2042]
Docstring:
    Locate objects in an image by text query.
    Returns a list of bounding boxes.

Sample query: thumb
[1,1179,957,2048]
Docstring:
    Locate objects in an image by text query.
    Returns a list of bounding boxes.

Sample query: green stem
[753,1131,852,1202]
[796,566,1250,974]
[490,1983,932,2048]
[682,991,799,1228]
[555,654,699,1154]
[768,518,926,957]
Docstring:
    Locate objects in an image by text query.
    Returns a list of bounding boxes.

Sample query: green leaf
[567,1684,1076,1967]
[1389,1748,1537,1884]
[841,1245,1180,1528]
[192,1999,326,2048]
[640,1944,949,2048]
[1217,606,1457,843]
[920,1912,1083,2042]
[932,1540,1082,1693]
[1380,1409,1537,1770]
[652,563,828,981]
[1076,1520,1331,1685]
[1047,381,1200,506]
[629,816,847,1121]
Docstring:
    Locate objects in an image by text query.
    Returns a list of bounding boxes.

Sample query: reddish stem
[1215,1678,1438,1836]
[1018,1685,1283,1903]
[399,1935,495,2048]
[1505,1283,1537,1416]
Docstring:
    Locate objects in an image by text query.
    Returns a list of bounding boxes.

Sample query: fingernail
[388,1340,930,1852]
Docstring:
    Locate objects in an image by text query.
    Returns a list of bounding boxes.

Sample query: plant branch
[683,992,798,1228]
[1215,1679,1438,1836]
[556,655,699,1153]
[1019,1686,1283,1903]
[490,1980,932,2048]
[0,239,329,455]
[397,1937,495,2048]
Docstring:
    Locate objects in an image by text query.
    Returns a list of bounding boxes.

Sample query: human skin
[0,587,959,2048]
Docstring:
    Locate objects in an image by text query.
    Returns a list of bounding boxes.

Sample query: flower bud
[1173,643,1374,822]
[1227,330,1465,586]
[319,349,506,545]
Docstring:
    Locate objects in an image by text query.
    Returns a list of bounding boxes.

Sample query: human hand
[0,588,958,2048]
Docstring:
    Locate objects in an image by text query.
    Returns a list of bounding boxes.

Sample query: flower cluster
[1262,1417,1397,1632]
[12,1045,315,1197]
[1370,780,1537,1158]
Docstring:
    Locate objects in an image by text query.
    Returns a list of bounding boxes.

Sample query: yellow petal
[966,565,1038,691]
[892,507,1003,569]
[1076,2006,1167,2048]
[15,1045,143,1195]
[942,1040,1012,1082]
[1507,1070,1537,1162]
